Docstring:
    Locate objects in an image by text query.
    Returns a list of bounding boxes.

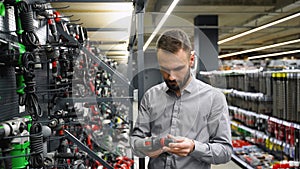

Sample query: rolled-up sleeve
[189,90,233,164]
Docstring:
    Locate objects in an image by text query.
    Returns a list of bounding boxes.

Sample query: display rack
[0,1,136,168]
[201,69,300,168]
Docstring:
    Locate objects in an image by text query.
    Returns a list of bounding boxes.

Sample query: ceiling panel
[51,1,133,60]
[88,32,129,41]
[51,2,133,11]
[51,0,300,61]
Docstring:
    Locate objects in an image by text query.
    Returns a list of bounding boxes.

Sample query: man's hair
[156,29,192,54]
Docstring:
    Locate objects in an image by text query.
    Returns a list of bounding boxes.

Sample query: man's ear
[190,51,195,68]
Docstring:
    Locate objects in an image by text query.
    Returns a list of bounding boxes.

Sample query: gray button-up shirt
[131,77,232,169]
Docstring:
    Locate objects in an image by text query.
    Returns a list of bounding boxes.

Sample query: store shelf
[222,89,265,99]
[231,121,289,146]
[199,68,263,75]
[229,106,300,129]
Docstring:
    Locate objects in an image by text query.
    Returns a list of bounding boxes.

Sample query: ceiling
[50,0,300,62]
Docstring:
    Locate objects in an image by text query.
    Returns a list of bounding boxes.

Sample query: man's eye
[174,66,184,71]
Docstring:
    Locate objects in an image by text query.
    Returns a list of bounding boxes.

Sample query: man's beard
[165,69,191,92]
[166,80,180,91]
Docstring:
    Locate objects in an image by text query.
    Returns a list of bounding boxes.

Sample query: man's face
[157,48,193,91]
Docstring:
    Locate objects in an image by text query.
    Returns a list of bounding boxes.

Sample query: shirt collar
[183,76,195,94]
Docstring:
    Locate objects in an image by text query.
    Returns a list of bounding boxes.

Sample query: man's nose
[168,71,176,81]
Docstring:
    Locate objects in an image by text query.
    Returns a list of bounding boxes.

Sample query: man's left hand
[163,135,195,157]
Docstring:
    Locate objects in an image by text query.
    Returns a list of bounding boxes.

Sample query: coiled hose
[29,123,44,168]
[17,1,39,50]
[21,52,42,120]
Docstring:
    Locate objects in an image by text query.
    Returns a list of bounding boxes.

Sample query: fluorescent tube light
[248,49,300,60]
[218,12,300,44]
[218,39,300,58]
[143,0,180,51]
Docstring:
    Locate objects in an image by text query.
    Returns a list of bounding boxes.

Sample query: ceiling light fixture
[218,12,300,45]
[218,39,300,58]
[248,49,300,60]
[143,0,180,51]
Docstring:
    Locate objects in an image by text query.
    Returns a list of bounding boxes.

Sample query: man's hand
[163,135,195,157]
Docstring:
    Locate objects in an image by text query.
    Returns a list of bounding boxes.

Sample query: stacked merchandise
[232,138,276,169]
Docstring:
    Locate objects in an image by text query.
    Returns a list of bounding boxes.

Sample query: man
[130,29,232,169]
